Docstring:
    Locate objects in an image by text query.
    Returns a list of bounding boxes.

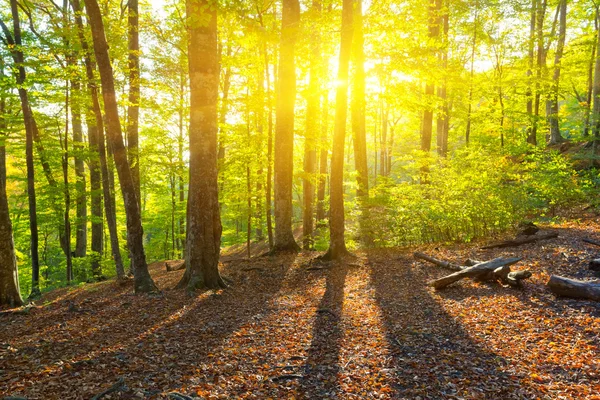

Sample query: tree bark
[71,79,87,258]
[465,1,478,145]
[273,0,301,253]
[84,0,156,292]
[128,0,141,209]
[177,0,225,290]
[322,0,353,260]
[592,9,600,139]
[548,276,600,301]
[583,16,597,137]
[436,1,449,156]
[530,0,548,145]
[547,0,566,144]
[526,0,537,145]
[316,95,328,227]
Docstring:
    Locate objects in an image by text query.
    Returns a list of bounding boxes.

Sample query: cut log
[481,232,558,249]
[547,275,600,301]
[582,238,600,247]
[429,257,522,290]
[413,252,463,271]
[166,261,185,272]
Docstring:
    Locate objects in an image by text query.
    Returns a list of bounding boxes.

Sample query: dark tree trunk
[273,0,301,253]
[178,67,186,258]
[0,58,22,307]
[323,0,353,260]
[71,0,125,279]
[127,0,141,209]
[351,0,368,197]
[84,0,157,293]
[547,0,566,144]
[177,0,225,291]
[71,80,87,258]
[61,82,73,284]
[0,1,41,298]
[303,0,321,250]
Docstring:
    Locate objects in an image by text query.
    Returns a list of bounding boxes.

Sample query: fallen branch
[429,257,523,290]
[91,377,125,400]
[413,252,463,271]
[481,232,558,249]
[547,275,600,301]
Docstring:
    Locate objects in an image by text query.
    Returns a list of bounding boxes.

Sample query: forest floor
[2,217,600,399]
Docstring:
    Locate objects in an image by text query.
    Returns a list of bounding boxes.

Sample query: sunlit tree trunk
[531,0,548,145]
[263,46,274,249]
[547,0,566,144]
[273,0,301,253]
[526,0,537,145]
[84,0,156,292]
[71,79,87,258]
[436,1,449,156]
[0,1,41,298]
[421,0,438,181]
[591,10,600,140]
[465,1,478,145]
[316,95,328,227]
[128,0,141,209]
[177,0,225,290]
[583,16,597,137]
[323,0,353,260]
[303,0,321,250]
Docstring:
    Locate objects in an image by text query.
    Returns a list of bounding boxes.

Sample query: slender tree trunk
[351,0,368,197]
[303,0,321,250]
[316,95,328,227]
[421,0,438,181]
[0,58,22,307]
[380,106,388,176]
[436,1,449,156]
[531,0,548,145]
[71,0,124,279]
[526,0,537,145]
[61,79,73,283]
[178,67,186,258]
[71,80,87,258]
[84,0,156,292]
[264,45,274,249]
[273,0,301,253]
[547,0,566,144]
[0,2,41,298]
[128,0,141,209]
[177,0,225,290]
[591,10,600,139]
[323,0,353,260]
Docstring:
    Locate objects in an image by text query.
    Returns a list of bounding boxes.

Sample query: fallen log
[413,252,463,271]
[166,261,185,272]
[582,238,600,247]
[429,257,522,290]
[547,275,600,301]
[481,232,558,250]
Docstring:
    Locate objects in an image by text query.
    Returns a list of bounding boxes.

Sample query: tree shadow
[367,249,544,399]
[299,263,348,398]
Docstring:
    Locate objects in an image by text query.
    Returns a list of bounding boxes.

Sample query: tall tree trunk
[177,0,225,290]
[71,80,87,258]
[263,44,274,250]
[351,0,368,197]
[547,0,566,144]
[273,0,301,253]
[380,105,388,176]
[178,66,186,258]
[323,0,353,261]
[127,0,141,209]
[303,0,321,250]
[84,0,157,293]
[526,0,537,145]
[0,2,41,298]
[71,0,124,279]
[592,10,600,139]
[0,57,22,307]
[531,0,548,145]
[421,0,438,181]
[61,78,73,283]
[316,95,328,227]
[584,16,597,137]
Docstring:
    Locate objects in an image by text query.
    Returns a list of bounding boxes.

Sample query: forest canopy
[0,0,598,302]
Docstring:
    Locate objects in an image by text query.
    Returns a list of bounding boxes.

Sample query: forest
[1,0,600,398]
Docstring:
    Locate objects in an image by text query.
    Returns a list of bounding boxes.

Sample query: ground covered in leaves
[2,219,600,399]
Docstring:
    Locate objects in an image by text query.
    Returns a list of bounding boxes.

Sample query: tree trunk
[323,0,353,260]
[436,1,449,156]
[71,0,124,280]
[421,0,438,181]
[351,0,368,197]
[526,0,537,145]
[127,0,141,209]
[548,275,600,301]
[71,79,87,258]
[61,81,73,283]
[316,95,328,227]
[264,47,274,250]
[273,0,301,253]
[465,1,478,145]
[303,0,321,250]
[0,2,41,298]
[177,0,225,291]
[583,17,597,137]
[547,0,566,144]
[531,0,548,145]
[84,0,156,292]
[592,10,600,139]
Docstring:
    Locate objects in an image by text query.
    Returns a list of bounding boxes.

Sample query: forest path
[1,218,600,399]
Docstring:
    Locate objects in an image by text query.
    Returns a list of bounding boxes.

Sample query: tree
[547,0,567,144]
[273,0,300,253]
[323,0,353,260]
[177,0,225,290]
[83,0,157,293]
